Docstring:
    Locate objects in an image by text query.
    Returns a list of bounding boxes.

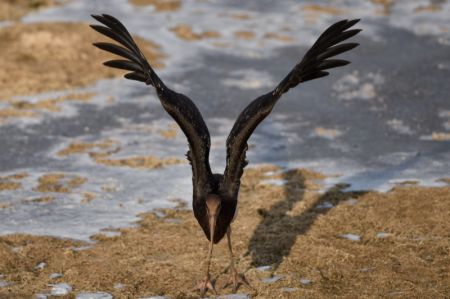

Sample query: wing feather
[221,19,361,198]
[92,14,213,198]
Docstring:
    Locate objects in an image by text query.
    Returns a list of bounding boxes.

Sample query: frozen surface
[261,275,284,283]
[75,292,113,299]
[0,0,449,240]
[49,273,63,279]
[377,232,392,238]
[51,283,72,296]
[340,233,362,242]
[300,278,312,285]
[255,265,272,272]
[218,294,250,299]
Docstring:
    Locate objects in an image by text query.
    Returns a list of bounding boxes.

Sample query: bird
[90,14,361,296]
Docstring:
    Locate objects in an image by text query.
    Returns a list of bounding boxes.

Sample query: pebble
[76,292,113,299]
[51,283,72,296]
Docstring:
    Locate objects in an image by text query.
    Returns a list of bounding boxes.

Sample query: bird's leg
[195,237,216,296]
[224,227,253,293]
[195,199,220,296]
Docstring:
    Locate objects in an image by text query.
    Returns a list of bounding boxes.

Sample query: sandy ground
[1,166,449,298]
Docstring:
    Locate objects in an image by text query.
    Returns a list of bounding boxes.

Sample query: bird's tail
[90,14,162,88]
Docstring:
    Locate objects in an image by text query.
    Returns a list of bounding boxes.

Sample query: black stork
[91,15,361,296]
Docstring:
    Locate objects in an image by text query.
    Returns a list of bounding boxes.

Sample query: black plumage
[91,14,361,295]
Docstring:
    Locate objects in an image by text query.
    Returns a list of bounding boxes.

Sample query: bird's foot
[223,268,254,293]
[194,275,217,297]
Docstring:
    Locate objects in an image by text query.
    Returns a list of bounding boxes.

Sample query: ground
[0,0,449,298]
[1,166,449,298]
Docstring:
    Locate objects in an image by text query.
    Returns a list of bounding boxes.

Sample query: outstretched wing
[91,14,213,197]
[221,19,361,197]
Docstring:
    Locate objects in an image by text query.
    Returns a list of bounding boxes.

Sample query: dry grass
[0,172,28,191]
[129,0,181,12]
[234,31,256,40]
[94,155,185,169]
[0,22,165,100]
[0,166,449,298]
[34,173,87,193]
[0,0,59,21]
[170,24,221,41]
[158,123,178,139]
[57,139,184,169]
[57,139,119,157]
[263,32,294,43]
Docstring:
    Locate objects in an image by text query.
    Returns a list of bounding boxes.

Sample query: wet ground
[0,0,449,298]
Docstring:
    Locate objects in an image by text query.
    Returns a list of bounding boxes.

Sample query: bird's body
[91,14,361,296]
[193,174,238,244]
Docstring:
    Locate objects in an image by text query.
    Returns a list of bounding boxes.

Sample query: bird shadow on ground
[246,169,366,271]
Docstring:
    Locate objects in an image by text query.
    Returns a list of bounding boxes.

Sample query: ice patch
[219,295,250,299]
[260,178,287,186]
[261,275,284,283]
[377,232,392,238]
[340,233,361,241]
[51,283,72,296]
[221,69,275,90]
[75,292,113,299]
[256,265,272,272]
[333,71,384,101]
[315,201,334,209]
[300,278,312,285]
[49,273,63,279]
[71,246,92,251]
[387,119,414,135]
[35,262,46,270]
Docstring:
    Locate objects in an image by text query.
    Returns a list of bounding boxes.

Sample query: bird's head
[205,194,221,240]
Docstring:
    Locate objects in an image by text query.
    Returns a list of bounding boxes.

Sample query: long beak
[209,212,217,242]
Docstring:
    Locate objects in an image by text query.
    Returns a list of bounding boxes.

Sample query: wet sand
[1,166,449,298]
